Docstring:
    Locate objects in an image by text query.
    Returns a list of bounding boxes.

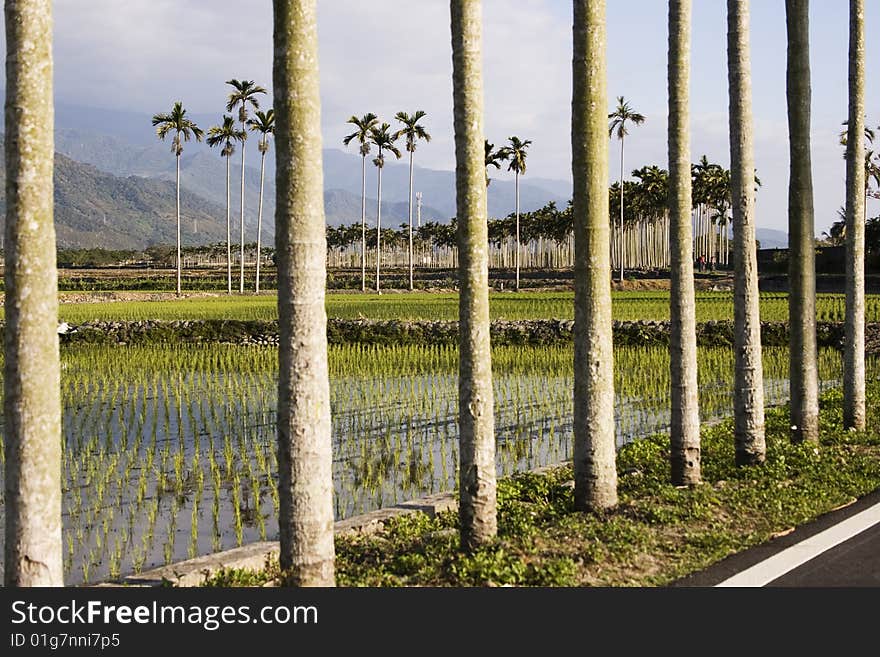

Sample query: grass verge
[201,384,880,587]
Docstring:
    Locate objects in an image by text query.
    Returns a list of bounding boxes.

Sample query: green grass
[201,383,880,587]
[41,291,880,323]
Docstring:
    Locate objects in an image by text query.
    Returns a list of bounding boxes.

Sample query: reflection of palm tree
[152,101,204,297]
[246,109,275,294]
[502,136,531,291]
[207,115,245,295]
[369,122,402,294]
[343,113,379,292]
[608,96,645,283]
[225,79,267,294]
[393,110,431,291]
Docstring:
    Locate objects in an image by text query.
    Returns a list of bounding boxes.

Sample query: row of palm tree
[343,111,431,293]
[609,95,646,282]
[327,156,738,274]
[151,80,275,297]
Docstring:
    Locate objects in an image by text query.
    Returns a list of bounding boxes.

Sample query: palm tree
[839,121,880,224]
[207,115,245,295]
[247,109,275,294]
[369,122,402,294]
[727,0,766,465]
[608,96,646,283]
[573,0,617,511]
[451,0,497,550]
[226,78,267,294]
[484,138,507,186]
[668,0,701,485]
[844,0,866,430]
[785,0,819,443]
[272,0,335,585]
[152,101,204,297]
[343,113,379,292]
[393,110,432,291]
[4,0,63,587]
[503,135,531,291]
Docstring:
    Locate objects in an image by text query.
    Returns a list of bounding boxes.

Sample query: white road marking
[715,501,880,587]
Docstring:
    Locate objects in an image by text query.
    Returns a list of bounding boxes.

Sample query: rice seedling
[0,339,875,585]
[0,290,868,324]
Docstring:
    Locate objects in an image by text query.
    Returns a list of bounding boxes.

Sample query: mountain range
[1,100,789,250]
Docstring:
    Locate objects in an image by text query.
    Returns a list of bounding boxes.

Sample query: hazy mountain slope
[51,100,573,220]
[0,138,231,249]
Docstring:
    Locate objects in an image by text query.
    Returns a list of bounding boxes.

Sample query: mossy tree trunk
[273,0,335,585]
[727,0,766,465]
[239,120,247,294]
[451,0,497,550]
[572,0,618,511]
[226,153,232,295]
[844,0,865,431]
[785,0,819,443]
[4,0,63,587]
[255,144,267,294]
[668,0,701,485]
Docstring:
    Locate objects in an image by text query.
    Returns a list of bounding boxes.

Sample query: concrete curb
[117,491,459,587]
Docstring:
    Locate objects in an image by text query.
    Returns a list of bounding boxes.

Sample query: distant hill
[755,228,788,249]
[49,101,573,223]
[11,101,792,251]
[1,135,449,250]
[0,137,233,249]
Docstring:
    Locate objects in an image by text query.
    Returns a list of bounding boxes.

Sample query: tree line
[3,0,870,588]
[151,80,275,297]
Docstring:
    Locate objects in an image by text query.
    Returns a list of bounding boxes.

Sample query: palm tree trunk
[273,0,335,585]
[408,149,415,291]
[4,0,63,586]
[255,147,267,294]
[452,0,496,550]
[240,121,247,294]
[844,0,865,430]
[376,161,382,294]
[728,0,766,465]
[785,0,819,443]
[176,151,182,296]
[573,0,617,511]
[619,134,625,283]
[361,153,367,292]
[668,0,701,485]
[515,171,521,290]
[226,154,232,295]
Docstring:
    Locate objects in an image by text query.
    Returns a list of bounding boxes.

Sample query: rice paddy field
[0,340,876,585]
[41,291,880,323]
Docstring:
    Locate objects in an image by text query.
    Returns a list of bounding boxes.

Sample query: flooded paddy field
[0,343,871,584]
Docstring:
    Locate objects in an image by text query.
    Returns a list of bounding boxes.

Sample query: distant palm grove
[1,0,875,590]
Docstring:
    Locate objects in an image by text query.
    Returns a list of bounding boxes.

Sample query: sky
[7,0,880,235]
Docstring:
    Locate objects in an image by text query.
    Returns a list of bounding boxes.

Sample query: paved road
[673,488,880,587]
[769,521,880,586]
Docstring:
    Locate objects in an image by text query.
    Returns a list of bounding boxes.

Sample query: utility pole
[416,191,422,227]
